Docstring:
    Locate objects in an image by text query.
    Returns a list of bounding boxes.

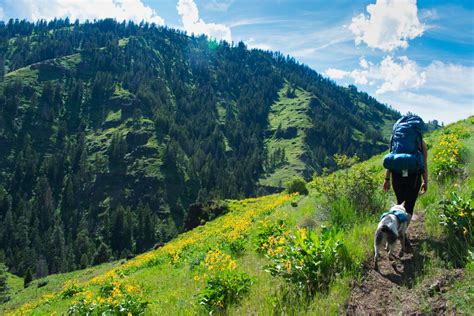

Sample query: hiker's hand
[383,179,390,192]
[420,182,428,194]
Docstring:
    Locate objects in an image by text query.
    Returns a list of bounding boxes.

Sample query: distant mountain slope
[0,19,399,276]
[260,83,314,188]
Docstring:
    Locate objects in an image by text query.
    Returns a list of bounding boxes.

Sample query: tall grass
[329,197,357,230]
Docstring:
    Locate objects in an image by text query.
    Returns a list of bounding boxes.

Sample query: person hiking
[382,115,428,218]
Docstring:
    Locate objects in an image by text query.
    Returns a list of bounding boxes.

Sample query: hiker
[382,115,428,216]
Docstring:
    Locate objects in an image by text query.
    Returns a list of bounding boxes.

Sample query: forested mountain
[0,19,399,277]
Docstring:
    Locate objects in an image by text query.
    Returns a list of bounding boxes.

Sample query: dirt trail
[346,213,463,315]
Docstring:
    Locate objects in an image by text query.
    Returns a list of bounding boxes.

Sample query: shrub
[188,251,207,270]
[227,237,247,257]
[286,177,308,195]
[195,249,253,311]
[183,200,229,231]
[265,226,351,296]
[68,277,147,315]
[60,280,83,299]
[196,271,253,312]
[255,220,287,254]
[432,131,467,179]
[312,155,385,214]
[203,249,237,272]
[439,191,473,265]
[299,216,318,230]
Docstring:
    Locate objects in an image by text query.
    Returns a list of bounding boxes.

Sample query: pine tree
[61,176,75,230]
[35,256,49,279]
[0,53,4,83]
[32,176,55,232]
[24,268,33,288]
[0,258,8,303]
[75,218,93,268]
[94,242,111,265]
[48,220,67,273]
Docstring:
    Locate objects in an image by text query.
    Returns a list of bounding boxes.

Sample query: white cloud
[424,61,474,97]
[0,0,164,25]
[326,59,474,123]
[419,8,438,21]
[290,47,317,58]
[349,0,424,51]
[352,70,369,85]
[325,68,349,80]
[375,56,426,93]
[204,0,234,12]
[177,0,231,42]
[229,17,288,28]
[246,37,272,51]
[326,55,426,94]
[359,57,369,69]
[378,91,473,124]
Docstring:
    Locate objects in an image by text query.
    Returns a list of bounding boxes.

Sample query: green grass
[105,109,122,123]
[113,84,134,99]
[446,263,474,313]
[6,272,23,294]
[81,114,165,179]
[260,83,313,188]
[119,37,130,47]
[57,53,82,70]
[1,262,119,313]
[4,66,39,87]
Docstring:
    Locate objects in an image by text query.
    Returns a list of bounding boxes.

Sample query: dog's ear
[401,201,406,208]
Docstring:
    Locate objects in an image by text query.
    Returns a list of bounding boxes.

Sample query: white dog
[374,202,411,271]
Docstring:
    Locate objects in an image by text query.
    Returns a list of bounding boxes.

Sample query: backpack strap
[417,131,423,151]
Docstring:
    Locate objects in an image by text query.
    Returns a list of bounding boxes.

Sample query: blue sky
[1,0,473,123]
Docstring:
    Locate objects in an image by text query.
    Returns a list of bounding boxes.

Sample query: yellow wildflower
[111,286,122,298]
[227,260,237,270]
[299,228,307,240]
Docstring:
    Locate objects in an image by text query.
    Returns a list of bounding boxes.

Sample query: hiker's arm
[421,141,428,193]
[383,169,391,192]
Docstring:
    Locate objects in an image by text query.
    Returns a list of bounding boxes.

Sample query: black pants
[391,172,421,215]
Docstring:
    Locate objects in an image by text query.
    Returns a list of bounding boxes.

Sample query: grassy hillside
[259,83,313,188]
[3,117,472,315]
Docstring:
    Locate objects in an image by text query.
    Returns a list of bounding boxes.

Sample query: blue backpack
[383,115,425,173]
